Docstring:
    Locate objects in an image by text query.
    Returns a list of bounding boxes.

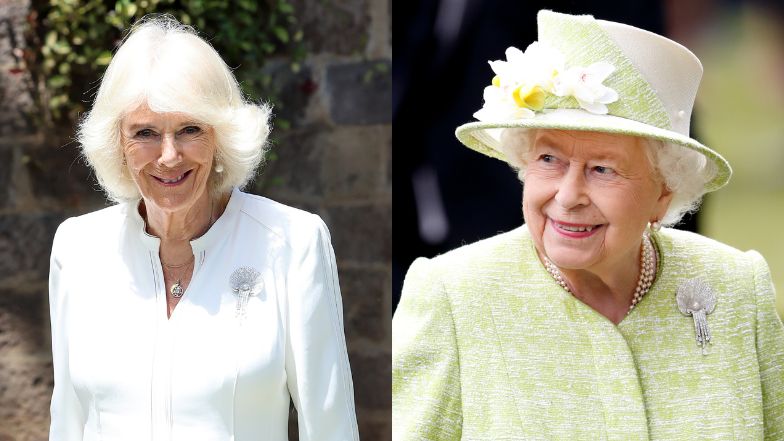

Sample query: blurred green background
[691,4,784,318]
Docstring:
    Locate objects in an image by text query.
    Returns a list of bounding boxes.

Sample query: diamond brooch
[230,267,263,319]
[676,278,718,355]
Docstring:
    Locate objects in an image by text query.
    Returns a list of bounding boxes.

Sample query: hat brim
[455,109,731,192]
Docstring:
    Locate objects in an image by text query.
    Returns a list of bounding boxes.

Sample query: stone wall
[0,0,391,439]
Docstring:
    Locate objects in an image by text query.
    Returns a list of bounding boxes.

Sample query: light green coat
[393,226,784,440]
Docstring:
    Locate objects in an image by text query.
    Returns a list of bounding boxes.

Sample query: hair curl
[499,128,718,226]
[78,14,271,203]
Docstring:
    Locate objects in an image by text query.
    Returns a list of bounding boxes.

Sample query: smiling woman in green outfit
[393,10,784,440]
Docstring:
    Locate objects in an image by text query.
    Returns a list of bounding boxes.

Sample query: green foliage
[28,0,304,125]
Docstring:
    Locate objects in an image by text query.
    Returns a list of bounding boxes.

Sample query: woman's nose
[554,165,590,209]
[158,134,181,167]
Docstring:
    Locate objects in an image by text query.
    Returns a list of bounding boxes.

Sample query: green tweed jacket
[393,226,784,440]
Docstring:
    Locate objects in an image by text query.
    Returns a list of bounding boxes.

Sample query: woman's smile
[549,218,604,239]
[150,169,193,186]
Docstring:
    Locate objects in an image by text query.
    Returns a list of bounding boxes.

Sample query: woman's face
[522,130,673,274]
[120,105,216,214]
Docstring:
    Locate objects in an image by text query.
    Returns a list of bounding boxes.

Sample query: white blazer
[48,188,359,440]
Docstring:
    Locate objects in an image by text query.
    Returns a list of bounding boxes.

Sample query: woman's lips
[550,218,603,238]
[152,169,192,186]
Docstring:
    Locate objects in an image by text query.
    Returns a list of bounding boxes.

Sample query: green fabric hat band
[538,11,671,130]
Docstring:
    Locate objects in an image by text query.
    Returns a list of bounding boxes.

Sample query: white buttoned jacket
[48,188,360,440]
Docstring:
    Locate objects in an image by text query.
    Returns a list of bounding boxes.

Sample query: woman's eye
[593,165,615,175]
[135,129,156,138]
[539,154,556,163]
[181,126,202,135]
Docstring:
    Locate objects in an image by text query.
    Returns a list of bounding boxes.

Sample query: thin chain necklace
[162,256,195,298]
[543,232,656,315]
[159,198,216,299]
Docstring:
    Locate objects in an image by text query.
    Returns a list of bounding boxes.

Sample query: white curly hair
[499,128,718,226]
[78,14,271,203]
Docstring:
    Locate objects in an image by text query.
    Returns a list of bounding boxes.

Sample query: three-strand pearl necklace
[543,232,656,315]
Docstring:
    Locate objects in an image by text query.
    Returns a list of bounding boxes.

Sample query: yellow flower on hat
[473,85,536,121]
[474,41,619,121]
[512,85,546,110]
[475,42,564,121]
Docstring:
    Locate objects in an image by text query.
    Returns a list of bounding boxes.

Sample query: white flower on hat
[553,62,619,114]
[474,42,564,122]
[474,42,619,121]
[473,84,537,121]
[488,43,564,92]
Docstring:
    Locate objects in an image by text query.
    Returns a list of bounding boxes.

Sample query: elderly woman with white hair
[393,10,784,440]
[48,16,359,440]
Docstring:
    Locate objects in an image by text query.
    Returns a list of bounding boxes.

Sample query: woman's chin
[143,192,202,215]
[543,248,599,271]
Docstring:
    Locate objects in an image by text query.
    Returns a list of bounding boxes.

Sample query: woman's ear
[653,181,674,223]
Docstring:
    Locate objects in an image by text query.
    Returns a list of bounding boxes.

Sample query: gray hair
[499,128,718,226]
[78,15,271,203]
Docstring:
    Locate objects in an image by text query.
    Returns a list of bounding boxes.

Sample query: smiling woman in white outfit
[48,15,359,441]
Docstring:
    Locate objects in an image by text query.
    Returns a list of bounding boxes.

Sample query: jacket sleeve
[284,215,359,441]
[392,257,462,441]
[49,219,87,440]
[749,251,784,440]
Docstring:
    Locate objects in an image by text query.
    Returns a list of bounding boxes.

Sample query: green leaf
[276,119,291,130]
[95,51,113,66]
[53,41,71,55]
[374,62,389,73]
[45,31,58,47]
[49,93,69,108]
[362,70,374,84]
[125,3,138,17]
[278,1,294,14]
[261,42,275,54]
[48,75,70,88]
[238,0,257,11]
[273,26,289,43]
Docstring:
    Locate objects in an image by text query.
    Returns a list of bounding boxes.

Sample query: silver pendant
[676,278,718,355]
[171,280,184,298]
[230,267,263,318]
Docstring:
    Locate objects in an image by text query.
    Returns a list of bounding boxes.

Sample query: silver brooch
[676,278,718,355]
[230,267,263,319]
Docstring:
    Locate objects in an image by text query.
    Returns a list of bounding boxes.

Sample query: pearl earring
[650,220,662,231]
[214,162,224,173]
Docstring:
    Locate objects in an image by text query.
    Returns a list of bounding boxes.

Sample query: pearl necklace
[543,232,656,315]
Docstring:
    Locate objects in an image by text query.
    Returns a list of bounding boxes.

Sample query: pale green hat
[455,10,731,192]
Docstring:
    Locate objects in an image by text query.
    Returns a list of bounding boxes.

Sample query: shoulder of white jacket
[51,204,126,262]
[55,203,126,240]
[234,190,324,246]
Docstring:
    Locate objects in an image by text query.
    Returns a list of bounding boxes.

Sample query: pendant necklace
[163,257,195,298]
[157,198,217,299]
